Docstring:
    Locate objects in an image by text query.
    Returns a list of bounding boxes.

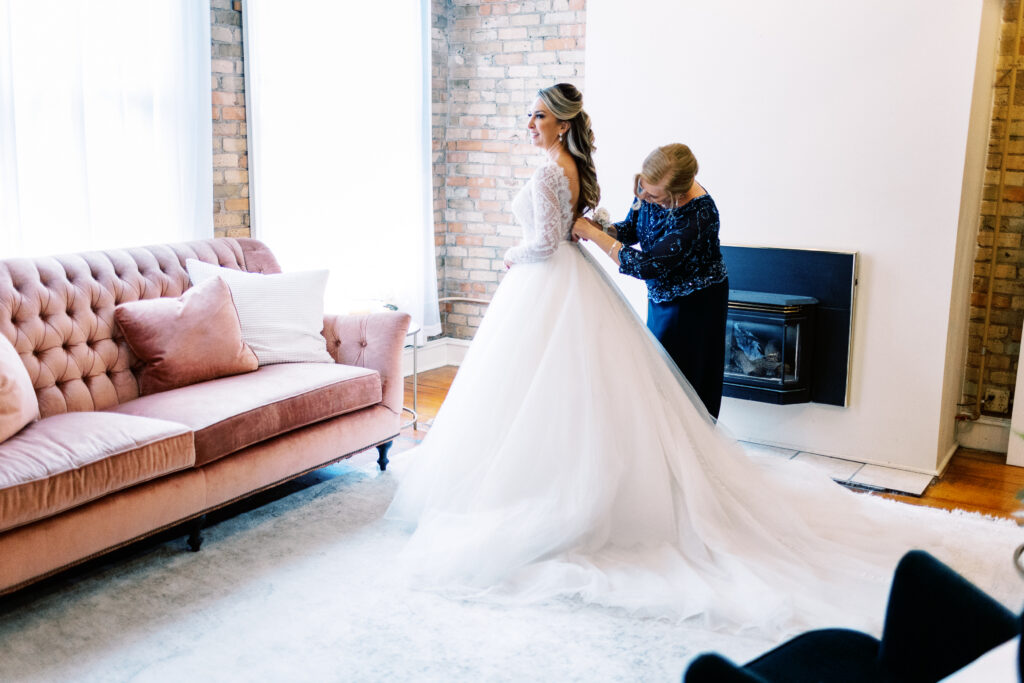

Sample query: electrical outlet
[983,387,1010,414]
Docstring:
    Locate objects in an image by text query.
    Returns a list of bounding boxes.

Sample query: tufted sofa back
[0,238,281,418]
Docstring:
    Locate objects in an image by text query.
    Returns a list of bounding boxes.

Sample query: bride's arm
[504,165,566,267]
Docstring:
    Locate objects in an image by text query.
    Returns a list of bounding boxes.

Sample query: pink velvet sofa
[0,238,409,595]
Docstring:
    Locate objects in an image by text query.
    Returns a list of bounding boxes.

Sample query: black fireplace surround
[720,246,856,407]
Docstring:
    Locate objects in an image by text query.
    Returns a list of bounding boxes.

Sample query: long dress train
[386,162,1021,637]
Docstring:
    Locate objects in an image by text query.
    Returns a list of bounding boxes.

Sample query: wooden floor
[401,364,457,442]
[877,449,1024,520]
[403,366,1024,521]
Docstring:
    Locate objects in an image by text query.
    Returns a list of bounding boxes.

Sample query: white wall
[941,0,1003,469]
[585,0,994,472]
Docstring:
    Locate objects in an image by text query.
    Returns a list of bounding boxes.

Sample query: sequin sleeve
[612,202,640,246]
[615,194,727,301]
[618,202,714,282]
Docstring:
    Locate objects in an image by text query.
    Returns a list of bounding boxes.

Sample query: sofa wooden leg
[186,514,206,552]
[376,441,393,471]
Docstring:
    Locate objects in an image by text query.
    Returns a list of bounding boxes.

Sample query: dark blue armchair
[683,550,1021,683]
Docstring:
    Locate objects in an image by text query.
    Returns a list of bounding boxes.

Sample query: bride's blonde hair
[537,83,600,215]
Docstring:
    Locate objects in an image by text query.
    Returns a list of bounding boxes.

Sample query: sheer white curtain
[0,0,213,257]
[243,0,441,341]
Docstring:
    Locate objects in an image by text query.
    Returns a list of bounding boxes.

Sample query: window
[243,0,440,340]
[0,0,213,256]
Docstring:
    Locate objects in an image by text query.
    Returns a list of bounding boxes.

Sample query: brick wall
[967,0,1024,416]
[436,0,586,338]
[211,0,250,238]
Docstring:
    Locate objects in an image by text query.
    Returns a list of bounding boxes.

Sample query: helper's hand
[572,216,601,242]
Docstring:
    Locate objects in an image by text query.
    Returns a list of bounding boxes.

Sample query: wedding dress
[386,162,1019,637]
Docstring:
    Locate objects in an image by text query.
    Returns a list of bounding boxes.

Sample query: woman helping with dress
[386,83,1012,638]
[571,144,729,418]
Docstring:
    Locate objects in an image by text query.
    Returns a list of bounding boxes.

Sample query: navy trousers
[647,279,729,419]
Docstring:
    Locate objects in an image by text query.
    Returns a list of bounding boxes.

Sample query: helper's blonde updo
[537,83,600,215]
[636,144,699,206]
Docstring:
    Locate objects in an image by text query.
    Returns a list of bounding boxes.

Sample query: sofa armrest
[322,311,411,415]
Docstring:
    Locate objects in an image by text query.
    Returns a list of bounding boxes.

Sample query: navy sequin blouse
[615,193,728,303]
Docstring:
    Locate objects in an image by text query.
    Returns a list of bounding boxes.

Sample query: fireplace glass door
[725,320,801,385]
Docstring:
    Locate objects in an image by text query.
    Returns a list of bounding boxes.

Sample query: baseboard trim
[738,435,946,477]
[402,337,470,376]
[936,441,959,477]
[956,415,1010,454]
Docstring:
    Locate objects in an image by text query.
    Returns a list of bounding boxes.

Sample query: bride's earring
[558,132,564,143]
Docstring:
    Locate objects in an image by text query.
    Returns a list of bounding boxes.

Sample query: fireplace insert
[723,290,818,404]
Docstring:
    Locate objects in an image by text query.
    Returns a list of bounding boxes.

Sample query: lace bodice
[504,162,574,264]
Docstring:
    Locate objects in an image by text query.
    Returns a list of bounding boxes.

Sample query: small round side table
[402,324,421,430]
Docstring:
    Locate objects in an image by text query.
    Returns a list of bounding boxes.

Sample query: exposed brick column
[211,0,250,238]
[437,0,586,339]
[967,0,1024,416]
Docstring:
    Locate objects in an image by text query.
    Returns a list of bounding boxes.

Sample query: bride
[386,83,1015,637]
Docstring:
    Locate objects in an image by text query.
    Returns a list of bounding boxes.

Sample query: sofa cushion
[109,363,382,467]
[114,276,259,395]
[0,412,195,533]
[185,259,334,366]
[0,332,38,443]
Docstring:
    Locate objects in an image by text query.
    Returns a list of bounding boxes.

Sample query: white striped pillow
[185,259,333,366]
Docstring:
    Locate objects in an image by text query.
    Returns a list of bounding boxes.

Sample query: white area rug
[0,450,1020,683]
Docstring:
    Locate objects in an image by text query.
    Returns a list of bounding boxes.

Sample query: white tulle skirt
[386,243,1017,637]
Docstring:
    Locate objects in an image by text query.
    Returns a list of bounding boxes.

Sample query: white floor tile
[848,464,934,495]
[791,452,864,482]
[740,441,798,459]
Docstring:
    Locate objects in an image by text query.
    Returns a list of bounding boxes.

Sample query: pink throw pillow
[115,277,259,396]
[0,332,38,442]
